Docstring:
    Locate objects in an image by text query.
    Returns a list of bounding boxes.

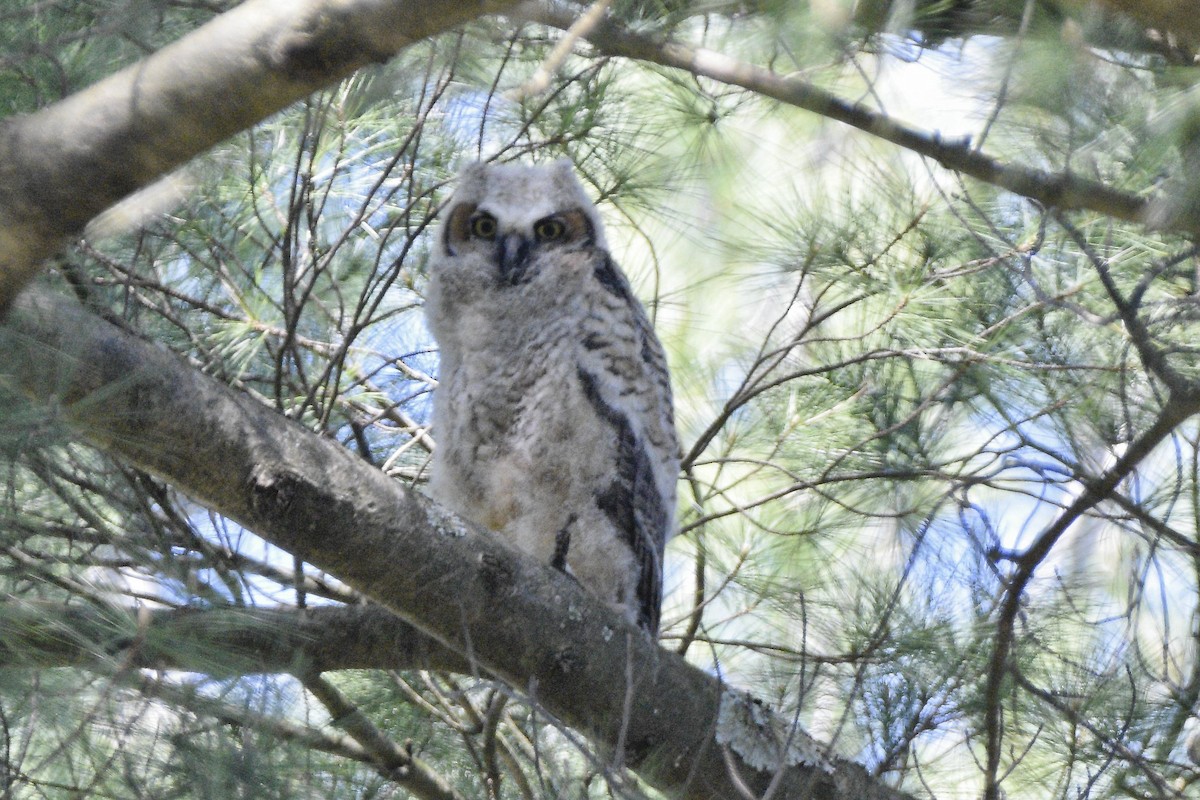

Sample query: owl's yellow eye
[470,213,497,239]
[534,218,566,242]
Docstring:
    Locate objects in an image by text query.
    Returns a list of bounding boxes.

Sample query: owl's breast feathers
[429,215,678,633]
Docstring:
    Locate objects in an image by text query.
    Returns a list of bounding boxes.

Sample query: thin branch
[508,0,612,100]
[1057,214,1200,401]
[140,671,484,799]
[302,673,467,800]
[980,398,1200,800]
[517,1,1156,231]
[1010,667,1183,798]
[0,600,468,675]
[137,674,373,763]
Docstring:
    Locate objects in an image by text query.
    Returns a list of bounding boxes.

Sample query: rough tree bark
[1,287,913,800]
[0,0,517,311]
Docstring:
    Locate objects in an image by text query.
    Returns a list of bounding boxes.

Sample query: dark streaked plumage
[425,160,678,634]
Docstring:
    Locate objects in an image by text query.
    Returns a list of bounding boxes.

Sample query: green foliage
[0,0,231,111]
[4,1,1200,798]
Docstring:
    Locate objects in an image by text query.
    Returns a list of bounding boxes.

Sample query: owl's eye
[534,218,566,242]
[470,213,497,239]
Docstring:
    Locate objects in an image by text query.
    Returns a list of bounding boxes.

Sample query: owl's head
[437,160,608,285]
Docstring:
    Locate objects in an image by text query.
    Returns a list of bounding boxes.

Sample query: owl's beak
[498,232,530,284]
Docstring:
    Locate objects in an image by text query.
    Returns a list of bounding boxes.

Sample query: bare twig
[138,674,373,762]
[1057,214,1199,401]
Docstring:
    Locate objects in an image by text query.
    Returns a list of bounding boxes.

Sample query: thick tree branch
[0,600,468,674]
[0,0,517,311]
[519,2,1159,232]
[0,287,912,800]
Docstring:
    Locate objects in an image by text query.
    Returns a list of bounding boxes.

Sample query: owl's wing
[576,253,678,634]
[576,364,669,633]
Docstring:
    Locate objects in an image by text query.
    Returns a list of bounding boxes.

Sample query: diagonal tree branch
[302,673,468,800]
[0,286,912,800]
[1057,214,1200,402]
[980,398,1200,800]
[138,673,374,763]
[518,1,1159,231]
[0,0,518,311]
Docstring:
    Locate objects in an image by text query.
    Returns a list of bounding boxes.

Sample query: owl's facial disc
[441,199,598,287]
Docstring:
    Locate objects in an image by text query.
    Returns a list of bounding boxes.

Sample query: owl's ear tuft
[549,160,600,217]
[549,159,582,192]
[457,161,488,181]
[451,162,490,200]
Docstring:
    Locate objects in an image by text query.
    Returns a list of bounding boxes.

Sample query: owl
[424,160,679,635]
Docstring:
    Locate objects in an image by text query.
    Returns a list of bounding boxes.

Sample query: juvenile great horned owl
[425,160,679,634]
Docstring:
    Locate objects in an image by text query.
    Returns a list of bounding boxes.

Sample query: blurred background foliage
[2,0,1200,798]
